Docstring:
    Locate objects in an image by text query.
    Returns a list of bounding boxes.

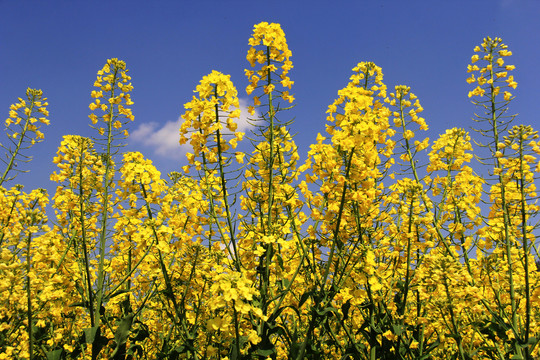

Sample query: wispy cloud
[130,98,255,159]
[498,0,521,10]
[130,120,183,158]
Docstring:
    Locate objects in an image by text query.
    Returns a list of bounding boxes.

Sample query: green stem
[444,275,466,360]
[265,45,276,234]
[213,86,241,271]
[488,57,520,355]
[140,182,181,320]
[322,149,354,287]
[94,65,119,332]
[517,132,531,358]
[198,137,239,271]
[77,141,95,327]
[297,150,354,360]
[26,232,33,360]
[260,47,277,321]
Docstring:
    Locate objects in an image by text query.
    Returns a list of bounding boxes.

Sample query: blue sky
[1,0,539,195]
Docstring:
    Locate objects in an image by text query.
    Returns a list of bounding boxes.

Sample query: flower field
[1,22,539,359]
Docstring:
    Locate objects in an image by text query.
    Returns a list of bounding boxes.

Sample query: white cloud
[498,0,524,11]
[499,0,514,8]
[130,120,183,159]
[130,98,256,159]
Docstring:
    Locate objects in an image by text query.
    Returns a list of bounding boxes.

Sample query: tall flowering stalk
[179,70,261,358]
[242,22,307,359]
[180,70,244,269]
[47,59,139,359]
[88,58,134,335]
[468,36,539,359]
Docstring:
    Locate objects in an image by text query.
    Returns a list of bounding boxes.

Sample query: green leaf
[276,253,284,269]
[83,326,109,358]
[298,290,312,308]
[392,324,404,336]
[110,314,135,359]
[114,314,134,346]
[130,320,150,342]
[45,349,63,360]
[316,306,338,317]
[103,289,131,302]
[255,348,275,357]
[341,299,351,320]
[127,343,144,358]
[84,326,100,344]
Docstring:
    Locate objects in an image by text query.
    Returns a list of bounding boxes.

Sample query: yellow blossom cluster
[4,88,49,140]
[180,70,245,169]
[1,88,50,184]
[467,36,517,100]
[117,151,165,195]
[245,22,294,109]
[88,58,134,138]
[425,129,484,249]
[385,85,429,168]
[308,62,393,241]
[427,128,473,172]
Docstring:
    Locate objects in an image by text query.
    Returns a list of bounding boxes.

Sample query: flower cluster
[1,88,49,183]
[245,22,294,108]
[386,85,429,168]
[4,88,49,141]
[427,128,473,172]
[88,58,134,138]
[467,36,517,101]
[180,70,245,168]
[425,129,484,251]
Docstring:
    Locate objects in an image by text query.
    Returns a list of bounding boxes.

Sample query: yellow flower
[383,330,398,341]
[403,129,415,140]
[264,84,275,94]
[281,91,295,103]
[506,75,518,89]
[235,152,245,164]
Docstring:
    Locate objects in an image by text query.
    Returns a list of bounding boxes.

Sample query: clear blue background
[1,0,539,195]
